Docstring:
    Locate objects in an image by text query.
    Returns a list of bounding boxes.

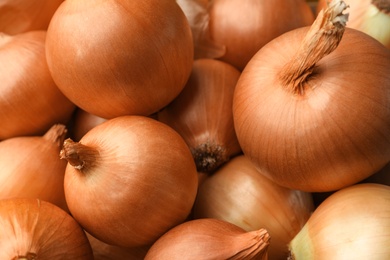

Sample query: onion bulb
[0,0,64,35]
[288,183,390,259]
[208,0,315,70]
[317,0,390,49]
[233,0,390,192]
[0,124,69,212]
[144,218,270,260]
[46,0,194,119]
[0,30,75,140]
[193,155,314,260]
[158,58,242,174]
[60,115,198,247]
[0,198,93,259]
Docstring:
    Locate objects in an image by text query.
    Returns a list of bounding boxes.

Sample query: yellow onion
[145,218,270,260]
[158,58,242,174]
[46,0,194,119]
[193,155,314,259]
[0,31,75,140]
[0,124,69,212]
[233,0,390,192]
[0,198,93,259]
[289,183,390,259]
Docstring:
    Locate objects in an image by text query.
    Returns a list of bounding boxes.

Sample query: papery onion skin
[0,124,69,212]
[46,0,194,119]
[288,183,390,259]
[208,0,315,71]
[145,218,270,260]
[0,0,64,35]
[0,198,93,259]
[61,116,199,248]
[193,155,314,260]
[0,31,75,140]
[233,25,390,192]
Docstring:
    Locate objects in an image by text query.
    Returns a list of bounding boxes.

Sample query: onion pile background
[0,0,389,259]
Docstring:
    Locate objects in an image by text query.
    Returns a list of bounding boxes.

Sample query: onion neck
[372,0,390,14]
[60,138,99,170]
[191,141,229,174]
[43,124,68,148]
[279,0,349,95]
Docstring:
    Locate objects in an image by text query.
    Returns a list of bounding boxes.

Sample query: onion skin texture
[0,198,93,259]
[158,58,242,174]
[0,124,69,212]
[61,116,199,248]
[0,31,75,140]
[0,0,64,35]
[46,0,194,119]
[208,0,315,71]
[289,183,390,259]
[233,25,390,192]
[193,155,314,260]
[144,218,270,260]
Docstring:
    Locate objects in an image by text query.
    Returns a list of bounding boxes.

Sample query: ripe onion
[60,115,198,247]
[0,198,93,259]
[0,30,75,140]
[208,0,315,70]
[317,0,390,49]
[0,124,69,212]
[158,58,242,174]
[289,183,390,259]
[193,155,314,259]
[0,0,63,35]
[144,218,270,260]
[46,0,194,119]
[233,0,390,192]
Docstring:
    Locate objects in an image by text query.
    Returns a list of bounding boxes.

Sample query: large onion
[46,0,194,119]
[233,0,390,192]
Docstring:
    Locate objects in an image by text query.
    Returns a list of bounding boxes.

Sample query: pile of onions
[0,30,75,140]
[193,155,314,259]
[45,0,194,119]
[0,0,64,35]
[289,183,390,259]
[158,58,242,174]
[317,0,390,49]
[0,198,93,259]
[207,0,315,70]
[60,115,198,247]
[144,218,270,260]
[233,0,390,192]
[0,124,69,212]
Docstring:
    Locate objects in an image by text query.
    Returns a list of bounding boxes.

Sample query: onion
[0,124,69,212]
[0,0,63,35]
[288,183,390,259]
[193,155,314,259]
[144,218,270,260]
[0,30,75,140]
[208,0,315,70]
[60,115,198,247]
[233,0,390,192]
[0,198,93,259]
[317,0,390,49]
[158,58,242,174]
[46,0,194,119]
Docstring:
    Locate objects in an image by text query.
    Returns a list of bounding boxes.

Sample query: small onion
[60,115,198,247]
[0,124,69,212]
[233,0,390,192]
[288,183,390,259]
[208,0,315,70]
[46,0,194,119]
[158,58,242,174]
[0,30,75,140]
[0,198,93,259]
[193,155,314,260]
[145,218,270,260]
